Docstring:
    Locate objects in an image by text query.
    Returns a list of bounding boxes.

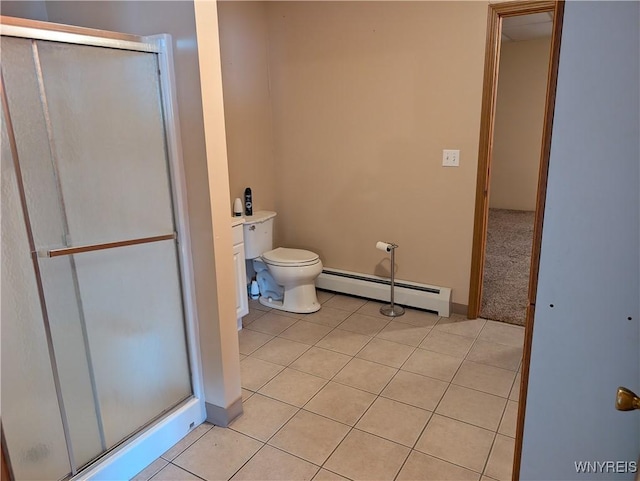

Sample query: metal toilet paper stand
[378,242,405,317]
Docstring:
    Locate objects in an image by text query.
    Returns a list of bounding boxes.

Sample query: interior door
[520,2,639,479]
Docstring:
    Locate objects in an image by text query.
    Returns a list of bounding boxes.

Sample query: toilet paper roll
[376,241,393,253]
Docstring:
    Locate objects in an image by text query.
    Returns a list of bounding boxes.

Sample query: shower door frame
[0,16,206,480]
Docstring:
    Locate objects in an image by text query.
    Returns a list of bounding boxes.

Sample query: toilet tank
[243,211,277,259]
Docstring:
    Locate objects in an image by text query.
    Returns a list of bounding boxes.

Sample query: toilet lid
[262,247,320,267]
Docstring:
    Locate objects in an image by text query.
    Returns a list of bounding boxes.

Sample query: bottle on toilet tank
[244,187,253,216]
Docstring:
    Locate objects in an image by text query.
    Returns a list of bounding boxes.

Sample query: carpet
[480,208,535,326]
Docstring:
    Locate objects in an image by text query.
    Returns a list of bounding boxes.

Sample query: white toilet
[243,211,322,313]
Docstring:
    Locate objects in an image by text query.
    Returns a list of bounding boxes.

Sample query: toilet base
[258,283,321,313]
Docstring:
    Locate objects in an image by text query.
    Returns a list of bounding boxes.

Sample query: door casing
[465,2,565,480]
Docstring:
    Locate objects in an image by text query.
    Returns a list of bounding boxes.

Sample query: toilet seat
[262,247,320,267]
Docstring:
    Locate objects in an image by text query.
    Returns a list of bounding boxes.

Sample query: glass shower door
[1,35,192,479]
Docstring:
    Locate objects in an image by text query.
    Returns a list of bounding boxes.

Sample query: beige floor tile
[452,361,516,398]
[239,328,274,355]
[231,445,318,481]
[355,397,431,447]
[337,313,390,336]
[289,346,352,379]
[242,308,267,328]
[381,370,448,411]
[324,429,410,481]
[240,357,284,391]
[509,372,521,401]
[150,464,202,481]
[415,414,494,473]
[478,321,524,347]
[356,300,392,319]
[303,306,352,328]
[466,340,522,371]
[356,337,415,368]
[305,381,376,425]
[239,354,247,361]
[484,434,515,481]
[269,410,350,465]
[316,289,335,304]
[172,427,262,481]
[249,299,272,312]
[376,321,432,347]
[259,368,327,407]
[394,308,440,328]
[242,388,254,402]
[434,315,486,338]
[315,328,372,356]
[245,312,298,336]
[333,358,398,394]
[436,385,507,431]
[498,400,518,438]
[402,349,463,382]
[230,394,298,442]
[131,458,168,481]
[251,337,310,366]
[161,423,214,460]
[312,469,350,481]
[420,330,475,358]
[323,294,368,312]
[396,451,480,481]
[279,320,333,345]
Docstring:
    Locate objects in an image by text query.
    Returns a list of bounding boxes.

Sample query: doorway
[480,13,554,326]
[1,19,203,480]
[466,1,564,479]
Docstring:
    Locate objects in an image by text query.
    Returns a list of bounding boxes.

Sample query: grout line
[224,442,266,480]
[263,440,323,468]
[399,450,489,478]
[159,423,214,462]
[482,432,500,477]
[392,451,412,481]
[163,463,208,481]
[131,457,169,481]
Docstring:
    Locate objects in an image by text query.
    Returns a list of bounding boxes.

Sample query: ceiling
[502,12,554,42]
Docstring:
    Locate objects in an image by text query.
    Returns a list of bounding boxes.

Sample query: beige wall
[3,1,241,414]
[218,2,277,216]
[222,1,488,305]
[489,36,551,211]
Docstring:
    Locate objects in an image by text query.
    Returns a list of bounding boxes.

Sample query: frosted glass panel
[2,34,193,474]
[41,241,192,447]
[1,37,68,249]
[36,40,175,245]
[1,98,71,480]
[2,36,106,469]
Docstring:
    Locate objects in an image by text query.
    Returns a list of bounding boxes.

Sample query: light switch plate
[443,149,460,167]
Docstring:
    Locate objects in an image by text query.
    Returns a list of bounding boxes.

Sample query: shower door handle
[39,233,177,258]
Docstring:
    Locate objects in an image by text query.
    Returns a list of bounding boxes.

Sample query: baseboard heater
[316,268,452,317]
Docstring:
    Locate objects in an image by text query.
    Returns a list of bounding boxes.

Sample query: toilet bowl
[260,247,323,313]
[243,211,323,314]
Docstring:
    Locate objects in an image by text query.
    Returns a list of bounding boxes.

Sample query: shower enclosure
[1,18,204,480]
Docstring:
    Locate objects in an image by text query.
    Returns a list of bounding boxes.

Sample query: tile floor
[132,291,524,481]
